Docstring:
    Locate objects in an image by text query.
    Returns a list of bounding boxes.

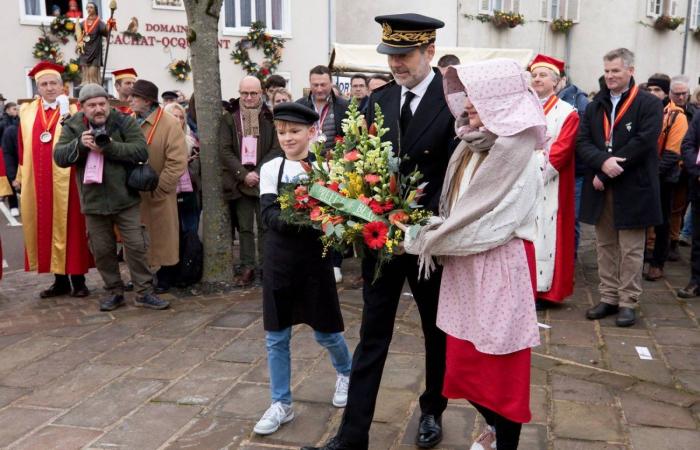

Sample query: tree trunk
[183,0,234,286]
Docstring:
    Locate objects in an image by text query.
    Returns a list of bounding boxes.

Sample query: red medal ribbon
[603,85,639,148]
[543,95,558,115]
[39,98,61,135]
[145,107,164,145]
[83,16,100,35]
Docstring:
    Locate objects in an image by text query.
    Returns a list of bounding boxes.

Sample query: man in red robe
[17,62,93,297]
[529,54,579,308]
[113,68,137,115]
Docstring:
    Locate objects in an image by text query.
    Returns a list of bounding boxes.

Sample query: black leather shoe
[39,283,71,298]
[615,307,636,327]
[100,294,125,311]
[134,293,170,310]
[677,282,700,298]
[71,285,90,298]
[586,302,619,320]
[416,414,442,449]
[301,436,364,450]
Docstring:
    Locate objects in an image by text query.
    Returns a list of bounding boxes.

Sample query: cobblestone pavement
[0,228,698,449]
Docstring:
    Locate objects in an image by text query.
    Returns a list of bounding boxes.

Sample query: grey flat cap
[78,83,109,103]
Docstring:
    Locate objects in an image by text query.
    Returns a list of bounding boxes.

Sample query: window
[222,0,290,36]
[478,0,520,14]
[647,0,679,18]
[540,0,580,22]
[692,0,700,28]
[20,0,108,25]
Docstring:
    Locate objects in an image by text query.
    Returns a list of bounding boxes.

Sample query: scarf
[241,103,261,137]
[405,128,540,278]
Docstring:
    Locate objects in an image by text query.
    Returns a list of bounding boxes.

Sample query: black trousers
[650,181,674,268]
[690,183,700,283]
[470,401,522,450]
[337,253,447,446]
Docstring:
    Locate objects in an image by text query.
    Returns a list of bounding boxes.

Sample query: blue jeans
[682,203,693,238]
[574,176,584,253]
[266,327,352,405]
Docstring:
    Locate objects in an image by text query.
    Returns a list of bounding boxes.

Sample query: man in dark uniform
[303,13,457,450]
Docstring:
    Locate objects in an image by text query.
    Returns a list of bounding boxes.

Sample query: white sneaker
[332,374,350,407]
[253,402,294,435]
[9,208,19,217]
[334,267,343,284]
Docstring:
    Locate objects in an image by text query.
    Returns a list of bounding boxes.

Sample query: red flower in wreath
[363,221,389,250]
[368,199,384,214]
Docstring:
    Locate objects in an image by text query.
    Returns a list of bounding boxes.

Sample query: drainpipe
[564,27,572,75]
[328,0,335,58]
[681,0,692,74]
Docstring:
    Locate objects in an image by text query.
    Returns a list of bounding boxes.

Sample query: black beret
[374,13,445,55]
[273,102,319,124]
[647,77,670,95]
[161,90,178,100]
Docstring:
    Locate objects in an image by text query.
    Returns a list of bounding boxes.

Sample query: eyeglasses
[671,91,689,96]
[240,92,261,97]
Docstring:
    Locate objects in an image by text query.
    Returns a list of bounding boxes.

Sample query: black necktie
[400,91,416,136]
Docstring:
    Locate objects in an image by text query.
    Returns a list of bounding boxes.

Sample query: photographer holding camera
[54,83,169,312]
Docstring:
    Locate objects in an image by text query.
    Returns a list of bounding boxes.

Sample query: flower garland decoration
[653,15,685,31]
[62,59,81,83]
[230,21,284,82]
[33,27,63,63]
[169,59,192,81]
[491,10,525,28]
[49,15,76,44]
[277,100,431,281]
[550,18,574,34]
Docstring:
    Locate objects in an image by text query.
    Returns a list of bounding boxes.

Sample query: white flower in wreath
[315,133,327,144]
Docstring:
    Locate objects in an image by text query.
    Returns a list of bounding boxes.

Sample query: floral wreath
[49,15,76,44]
[230,21,284,82]
[169,58,192,81]
[62,59,81,83]
[33,26,63,64]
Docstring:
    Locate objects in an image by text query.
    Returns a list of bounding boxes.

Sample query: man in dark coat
[220,76,281,287]
[303,13,457,450]
[577,48,663,327]
[677,110,700,298]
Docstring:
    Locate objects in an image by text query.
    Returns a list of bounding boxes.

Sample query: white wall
[0,0,330,102]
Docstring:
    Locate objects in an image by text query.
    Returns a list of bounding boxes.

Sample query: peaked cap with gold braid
[374,13,445,55]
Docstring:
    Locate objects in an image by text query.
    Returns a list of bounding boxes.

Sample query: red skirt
[442,240,536,424]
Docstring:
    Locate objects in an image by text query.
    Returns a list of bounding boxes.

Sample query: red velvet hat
[28,61,65,80]
[112,68,138,81]
[529,54,565,76]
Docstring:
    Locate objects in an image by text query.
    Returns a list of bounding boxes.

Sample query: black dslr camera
[90,128,111,147]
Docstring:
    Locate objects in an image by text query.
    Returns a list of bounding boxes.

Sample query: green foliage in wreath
[169,59,192,82]
[63,59,81,83]
[550,18,574,34]
[49,15,76,44]
[33,27,63,63]
[231,21,285,82]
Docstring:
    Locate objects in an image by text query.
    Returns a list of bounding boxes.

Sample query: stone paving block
[180,326,241,350]
[293,361,339,404]
[19,363,129,408]
[243,358,310,386]
[553,400,623,442]
[628,426,700,450]
[11,425,102,450]
[0,333,31,351]
[213,382,270,420]
[531,367,547,386]
[165,416,250,450]
[549,321,598,346]
[373,387,416,423]
[368,422,402,450]
[549,345,603,366]
[0,385,29,407]
[0,407,57,447]
[381,353,424,391]
[402,404,476,448]
[661,346,700,371]
[629,381,700,407]
[129,345,211,380]
[609,355,673,385]
[66,323,139,353]
[605,336,660,358]
[92,403,200,450]
[214,338,265,364]
[519,423,548,449]
[157,361,248,405]
[552,439,625,449]
[225,297,264,313]
[0,335,70,374]
[0,348,98,387]
[249,401,335,446]
[644,314,696,328]
[238,323,267,339]
[676,370,700,393]
[289,329,327,359]
[145,311,216,339]
[44,323,104,338]
[551,374,613,405]
[641,290,685,304]
[530,386,548,425]
[56,378,165,428]
[548,305,590,321]
[388,332,425,354]
[652,327,700,347]
[210,311,261,329]
[619,391,696,429]
[600,326,650,338]
[94,335,174,366]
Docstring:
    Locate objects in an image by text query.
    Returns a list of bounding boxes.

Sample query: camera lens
[95,132,111,147]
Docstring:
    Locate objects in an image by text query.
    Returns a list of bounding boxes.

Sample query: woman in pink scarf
[404,59,545,450]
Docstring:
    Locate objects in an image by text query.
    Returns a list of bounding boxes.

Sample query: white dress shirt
[400,69,436,114]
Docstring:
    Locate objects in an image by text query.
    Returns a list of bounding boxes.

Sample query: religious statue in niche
[75,1,114,84]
